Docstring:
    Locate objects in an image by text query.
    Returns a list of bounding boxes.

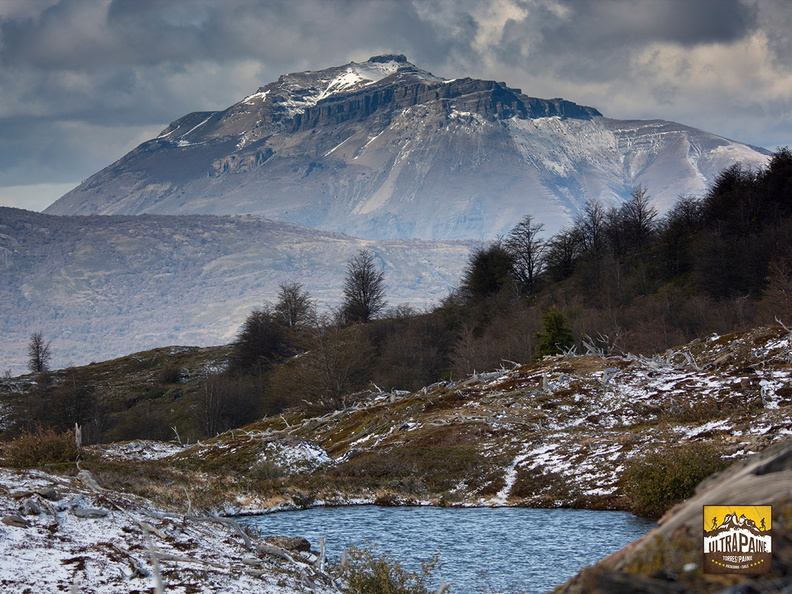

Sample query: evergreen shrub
[622,441,729,517]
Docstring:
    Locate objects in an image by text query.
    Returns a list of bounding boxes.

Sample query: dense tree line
[219,149,791,425]
[447,148,792,360]
[11,149,791,443]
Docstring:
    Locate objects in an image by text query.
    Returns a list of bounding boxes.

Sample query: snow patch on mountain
[243,89,270,105]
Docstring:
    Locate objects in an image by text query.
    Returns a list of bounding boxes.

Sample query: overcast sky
[1,0,790,211]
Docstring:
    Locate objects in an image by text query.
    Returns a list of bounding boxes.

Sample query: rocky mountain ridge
[45,55,770,240]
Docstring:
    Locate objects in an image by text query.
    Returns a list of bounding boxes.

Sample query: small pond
[239,506,654,593]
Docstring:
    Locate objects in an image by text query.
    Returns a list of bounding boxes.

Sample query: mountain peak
[366,54,408,64]
[45,56,770,241]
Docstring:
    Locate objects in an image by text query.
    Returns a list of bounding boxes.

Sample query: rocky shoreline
[555,438,792,593]
[1,325,790,591]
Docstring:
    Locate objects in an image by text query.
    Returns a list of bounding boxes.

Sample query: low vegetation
[0,152,789,533]
[338,546,439,594]
[621,442,731,517]
[2,427,78,469]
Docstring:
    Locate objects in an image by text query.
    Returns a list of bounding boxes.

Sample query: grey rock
[23,497,43,515]
[264,536,312,553]
[72,507,109,519]
[76,470,102,492]
[37,487,61,501]
[57,495,88,512]
[2,515,31,528]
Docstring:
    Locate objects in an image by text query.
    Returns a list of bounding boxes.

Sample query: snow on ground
[375,326,792,506]
[490,452,533,505]
[0,468,340,593]
[262,438,333,473]
[93,440,186,461]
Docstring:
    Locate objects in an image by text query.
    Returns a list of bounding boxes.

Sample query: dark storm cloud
[0,0,451,72]
[484,0,757,82]
[562,0,755,46]
[754,0,792,70]
[0,0,461,122]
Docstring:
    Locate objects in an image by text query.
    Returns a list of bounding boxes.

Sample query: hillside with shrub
[1,149,790,448]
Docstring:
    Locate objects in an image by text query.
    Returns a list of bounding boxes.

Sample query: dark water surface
[239,505,654,593]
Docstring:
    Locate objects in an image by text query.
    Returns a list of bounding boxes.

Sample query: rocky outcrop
[557,439,792,593]
[264,536,312,553]
[292,77,601,132]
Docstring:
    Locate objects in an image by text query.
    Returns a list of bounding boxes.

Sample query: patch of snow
[323,137,350,157]
[93,440,185,462]
[354,130,385,158]
[263,439,333,472]
[242,89,270,105]
[179,116,212,140]
[448,109,486,125]
[315,69,367,101]
[490,452,532,505]
[0,468,336,593]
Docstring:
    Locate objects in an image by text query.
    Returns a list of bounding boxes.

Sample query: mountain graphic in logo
[703,506,772,574]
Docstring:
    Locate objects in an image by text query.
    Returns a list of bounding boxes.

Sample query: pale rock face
[44,55,770,240]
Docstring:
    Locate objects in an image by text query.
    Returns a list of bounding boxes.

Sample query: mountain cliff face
[45,55,770,240]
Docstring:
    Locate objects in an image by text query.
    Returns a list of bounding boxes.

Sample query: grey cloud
[481,0,757,84]
[0,0,469,126]
[560,0,756,46]
[0,0,451,73]
[753,0,792,71]
[0,117,136,186]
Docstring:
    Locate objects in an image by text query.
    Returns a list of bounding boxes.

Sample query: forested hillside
[2,150,790,447]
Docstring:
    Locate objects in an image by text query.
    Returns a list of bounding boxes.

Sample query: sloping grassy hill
[0,344,231,443]
[19,325,785,517]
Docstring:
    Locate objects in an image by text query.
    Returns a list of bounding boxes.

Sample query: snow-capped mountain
[44,55,770,240]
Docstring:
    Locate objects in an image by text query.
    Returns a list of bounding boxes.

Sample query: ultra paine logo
[703,506,772,574]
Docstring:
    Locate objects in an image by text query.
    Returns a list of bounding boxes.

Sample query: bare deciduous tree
[27,332,52,374]
[341,250,386,324]
[505,214,546,295]
[274,281,315,329]
[228,305,290,373]
[543,227,582,282]
[574,199,608,256]
[620,185,658,251]
[269,319,375,411]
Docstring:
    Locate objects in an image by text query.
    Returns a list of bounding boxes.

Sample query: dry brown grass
[2,427,78,468]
